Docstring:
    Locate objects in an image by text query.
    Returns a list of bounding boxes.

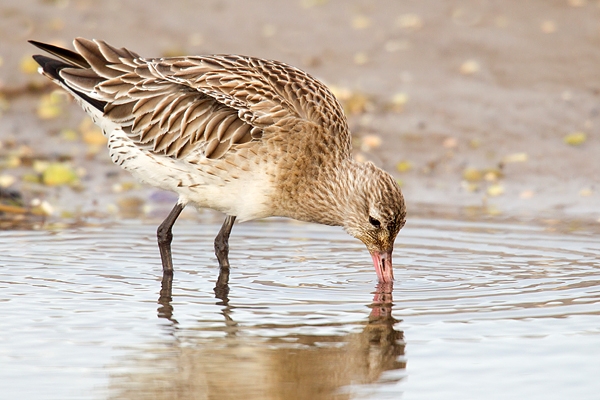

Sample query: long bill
[370,250,394,282]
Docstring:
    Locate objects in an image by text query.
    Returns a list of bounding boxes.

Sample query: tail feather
[31,54,70,83]
[30,42,106,112]
[29,40,90,68]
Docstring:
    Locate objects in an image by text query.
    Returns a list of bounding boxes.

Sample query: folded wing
[31,38,350,160]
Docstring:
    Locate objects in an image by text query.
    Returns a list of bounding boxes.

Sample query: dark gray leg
[157,203,185,274]
[215,215,236,268]
[214,215,236,291]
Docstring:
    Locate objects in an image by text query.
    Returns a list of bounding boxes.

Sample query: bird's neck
[273,158,366,227]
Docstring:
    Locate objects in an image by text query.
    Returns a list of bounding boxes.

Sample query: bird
[29,38,406,283]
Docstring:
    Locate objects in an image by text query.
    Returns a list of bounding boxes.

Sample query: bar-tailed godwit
[30,38,406,283]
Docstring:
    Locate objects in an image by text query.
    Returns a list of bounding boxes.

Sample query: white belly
[106,127,274,222]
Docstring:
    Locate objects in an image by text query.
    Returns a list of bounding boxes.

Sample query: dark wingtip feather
[29,40,90,68]
[30,47,105,112]
[31,54,66,82]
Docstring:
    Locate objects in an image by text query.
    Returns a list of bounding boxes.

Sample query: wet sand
[0,0,599,226]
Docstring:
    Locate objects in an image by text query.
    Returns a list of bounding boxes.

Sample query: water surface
[1,218,599,399]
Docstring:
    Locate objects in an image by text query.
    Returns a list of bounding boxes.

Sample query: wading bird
[30,38,406,283]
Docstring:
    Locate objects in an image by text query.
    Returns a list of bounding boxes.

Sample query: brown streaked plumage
[30,38,406,284]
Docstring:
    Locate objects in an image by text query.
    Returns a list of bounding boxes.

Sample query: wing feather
[36,37,351,160]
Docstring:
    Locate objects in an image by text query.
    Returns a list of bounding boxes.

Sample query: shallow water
[0,218,599,400]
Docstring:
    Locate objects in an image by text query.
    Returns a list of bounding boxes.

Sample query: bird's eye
[369,216,381,228]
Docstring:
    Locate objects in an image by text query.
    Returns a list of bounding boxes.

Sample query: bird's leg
[215,215,236,267]
[214,215,236,294]
[215,215,235,294]
[157,203,185,274]
[215,215,235,290]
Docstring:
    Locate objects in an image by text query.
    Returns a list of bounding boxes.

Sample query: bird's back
[31,38,353,220]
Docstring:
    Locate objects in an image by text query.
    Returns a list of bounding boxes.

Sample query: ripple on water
[0,218,598,400]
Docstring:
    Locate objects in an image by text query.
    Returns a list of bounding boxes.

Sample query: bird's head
[343,161,406,282]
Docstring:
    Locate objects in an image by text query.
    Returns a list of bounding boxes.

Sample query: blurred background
[1,0,599,227]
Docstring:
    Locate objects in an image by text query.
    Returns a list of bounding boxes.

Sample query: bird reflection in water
[120,271,406,399]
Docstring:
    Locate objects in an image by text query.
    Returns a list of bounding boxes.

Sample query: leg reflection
[213,265,239,335]
[157,271,178,324]
[213,266,230,305]
[157,265,232,323]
